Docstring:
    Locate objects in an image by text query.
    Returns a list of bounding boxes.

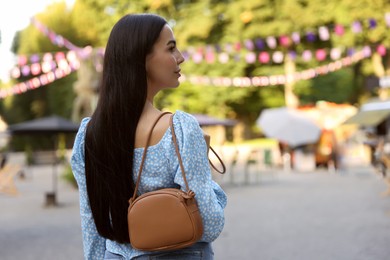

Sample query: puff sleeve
[70,118,106,260]
[168,111,227,242]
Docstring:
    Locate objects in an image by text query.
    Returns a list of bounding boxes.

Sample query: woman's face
[146,24,185,98]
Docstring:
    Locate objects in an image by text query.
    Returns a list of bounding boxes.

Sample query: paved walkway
[0,155,389,260]
[214,167,390,260]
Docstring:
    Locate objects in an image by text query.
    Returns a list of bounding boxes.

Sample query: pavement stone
[0,153,389,260]
[214,167,390,260]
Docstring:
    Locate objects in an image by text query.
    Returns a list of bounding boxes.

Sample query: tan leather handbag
[128,112,203,251]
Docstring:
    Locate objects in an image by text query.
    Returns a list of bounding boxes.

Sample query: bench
[30,151,59,165]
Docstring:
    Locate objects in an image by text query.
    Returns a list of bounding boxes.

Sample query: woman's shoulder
[170,111,204,144]
[71,118,91,167]
[75,117,91,136]
[72,117,91,151]
[173,110,199,128]
[80,117,91,129]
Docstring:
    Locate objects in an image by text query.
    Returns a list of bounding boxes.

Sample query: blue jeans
[104,242,214,260]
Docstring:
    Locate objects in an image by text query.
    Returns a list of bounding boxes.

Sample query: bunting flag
[0,17,384,99]
[15,44,385,71]
[0,45,373,99]
[30,14,390,67]
[0,19,105,100]
[15,50,78,66]
[30,17,99,61]
[179,46,371,88]
[0,62,79,99]
[183,44,384,64]
[10,50,80,79]
[181,13,390,57]
[31,18,82,51]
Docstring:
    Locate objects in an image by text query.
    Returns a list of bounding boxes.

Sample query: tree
[4,1,104,123]
[74,0,390,136]
[1,1,96,150]
[3,0,390,141]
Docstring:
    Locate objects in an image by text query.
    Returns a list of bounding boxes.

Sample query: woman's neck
[144,100,155,111]
[142,100,162,117]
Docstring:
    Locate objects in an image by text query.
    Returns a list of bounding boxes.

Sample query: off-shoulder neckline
[134,126,172,151]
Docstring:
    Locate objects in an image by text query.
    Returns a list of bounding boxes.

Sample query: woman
[71,13,227,260]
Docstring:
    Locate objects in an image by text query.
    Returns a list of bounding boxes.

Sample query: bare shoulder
[135,111,171,148]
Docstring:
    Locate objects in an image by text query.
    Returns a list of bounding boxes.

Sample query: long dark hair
[84,14,167,243]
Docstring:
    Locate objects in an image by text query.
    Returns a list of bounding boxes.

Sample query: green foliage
[46,73,77,118]
[62,163,77,188]
[295,68,356,105]
[155,82,231,117]
[2,0,390,142]
[71,0,120,46]
[4,2,80,122]
[1,2,82,151]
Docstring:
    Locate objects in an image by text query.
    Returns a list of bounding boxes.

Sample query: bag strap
[169,114,191,192]
[131,112,192,202]
[209,147,226,174]
[131,112,172,202]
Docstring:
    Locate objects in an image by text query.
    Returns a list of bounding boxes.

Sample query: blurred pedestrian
[0,152,7,169]
[374,136,390,196]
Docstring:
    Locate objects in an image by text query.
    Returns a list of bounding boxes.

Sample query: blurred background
[0,0,390,259]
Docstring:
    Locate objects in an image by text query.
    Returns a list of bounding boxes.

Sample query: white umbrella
[257,107,322,147]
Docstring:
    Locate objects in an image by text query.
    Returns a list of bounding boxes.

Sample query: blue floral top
[71,111,227,260]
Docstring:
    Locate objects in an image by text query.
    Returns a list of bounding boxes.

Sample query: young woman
[71,13,227,260]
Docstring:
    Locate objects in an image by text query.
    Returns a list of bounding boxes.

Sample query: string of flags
[12,43,386,78]
[1,45,371,99]
[183,44,386,64]
[0,16,387,99]
[0,65,79,99]
[10,50,80,78]
[0,18,99,100]
[31,14,390,56]
[31,18,82,52]
[180,47,371,87]
[30,17,104,62]
[25,15,390,67]
[10,49,104,79]
[182,13,390,58]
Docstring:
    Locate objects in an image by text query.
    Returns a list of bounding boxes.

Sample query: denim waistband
[104,242,213,260]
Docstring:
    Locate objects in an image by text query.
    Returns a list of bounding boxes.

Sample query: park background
[1,0,390,144]
[0,1,390,259]
[2,0,390,172]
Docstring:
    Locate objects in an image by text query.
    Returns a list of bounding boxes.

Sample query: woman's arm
[170,112,227,242]
[71,118,106,259]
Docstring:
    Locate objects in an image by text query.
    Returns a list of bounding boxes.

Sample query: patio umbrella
[8,115,80,134]
[8,115,80,206]
[257,107,321,147]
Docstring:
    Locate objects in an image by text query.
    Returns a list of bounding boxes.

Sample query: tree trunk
[284,55,299,108]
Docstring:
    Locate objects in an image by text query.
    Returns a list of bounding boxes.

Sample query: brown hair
[85,13,167,243]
